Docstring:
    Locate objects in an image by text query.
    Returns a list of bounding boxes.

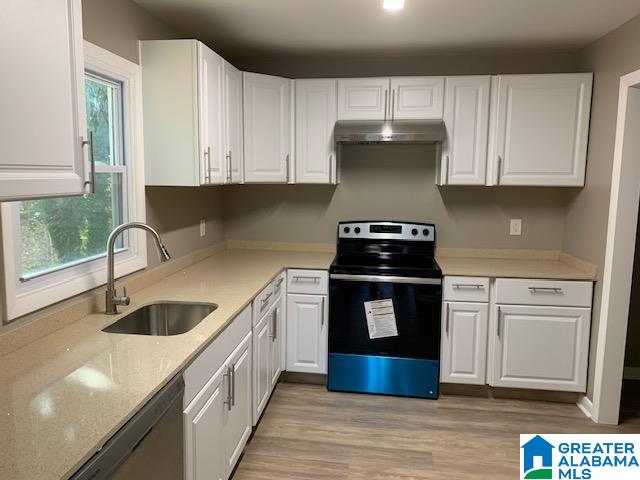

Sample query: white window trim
[1,41,147,320]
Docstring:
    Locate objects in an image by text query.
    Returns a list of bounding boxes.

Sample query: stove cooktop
[330,253,442,278]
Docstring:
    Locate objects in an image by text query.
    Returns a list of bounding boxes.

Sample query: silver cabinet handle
[320,296,325,328]
[275,277,284,288]
[329,154,333,183]
[444,155,449,184]
[445,302,450,336]
[224,366,232,411]
[452,284,484,289]
[285,153,290,183]
[391,89,396,121]
[383,89,388,121]
[231,363,236,407]
[82,132,96,194]
[203,146,211,184]
[272,308,278,341]
[528,287,563,294]
[496,155,502,185]
[261,292,273,303]
[226,151,232,183]
[496,306,501,338]
[292,275,320,282]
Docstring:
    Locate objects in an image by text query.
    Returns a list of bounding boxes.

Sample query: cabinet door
[490,73,592,186]
[271,295,284,387]
[198,43,224,185]
[390,77,444,120]
[490,304,591,392]
[441,76,490,185]
[0,0,87,200]
[286,294,328,374]
[223,332,253,476]
[243,73,290,183]
[440,302,488,385]
[223,61,244,184]
[184,365,225,480]
[295,79,337,184]
[337,78,390,120]
[252,312,271,424]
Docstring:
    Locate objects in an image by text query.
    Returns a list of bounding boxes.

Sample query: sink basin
[102,301,218,336]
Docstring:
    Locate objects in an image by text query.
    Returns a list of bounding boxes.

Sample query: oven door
[328,274,442,398]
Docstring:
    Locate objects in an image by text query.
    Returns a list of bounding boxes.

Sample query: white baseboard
[624,367,640,380]
[576,395,593,419]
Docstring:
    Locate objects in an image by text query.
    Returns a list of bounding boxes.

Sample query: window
[1,42,146,321]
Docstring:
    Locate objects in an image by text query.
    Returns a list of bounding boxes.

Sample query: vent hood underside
[334,119,446,144]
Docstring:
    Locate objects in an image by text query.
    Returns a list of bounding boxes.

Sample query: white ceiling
[134,0,640,58]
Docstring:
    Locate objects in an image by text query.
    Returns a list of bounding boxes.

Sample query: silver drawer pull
[528,287,563,294]
[293,276,320,282]
[452,284,484,289]
[261,292,273,305]
[275,277,284,288]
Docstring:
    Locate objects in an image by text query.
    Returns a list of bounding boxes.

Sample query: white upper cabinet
[199,44,225,185]
[337,78,390,120]
[488,73,593,186]
[243,73,291,183]
[223,61,244,184]
[0,0,88,201]
[440,76,491,185]
[295,79,337,184]
[390,77,445,120]
[142,40,240,186]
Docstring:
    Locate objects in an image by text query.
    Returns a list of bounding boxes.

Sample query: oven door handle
[329,274,441,285]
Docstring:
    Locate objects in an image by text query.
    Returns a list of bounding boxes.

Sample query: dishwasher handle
[70,373,185,480]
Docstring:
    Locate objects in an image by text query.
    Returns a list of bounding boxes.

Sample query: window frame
[1,41,147,320]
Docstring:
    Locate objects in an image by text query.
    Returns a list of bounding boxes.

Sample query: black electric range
[328,221,443,399]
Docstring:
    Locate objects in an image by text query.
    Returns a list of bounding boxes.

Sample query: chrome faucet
[105,222,171,314]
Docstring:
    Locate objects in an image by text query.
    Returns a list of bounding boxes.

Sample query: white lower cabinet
[440,302,488,385]
[490,304,591,392]
[183,306,252,480]
[441,276,593,393]
[253,311,272,422]
[286,293,328,374]
[223,332,253,474]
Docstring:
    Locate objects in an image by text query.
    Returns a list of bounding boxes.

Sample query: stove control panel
[339,222,435,241]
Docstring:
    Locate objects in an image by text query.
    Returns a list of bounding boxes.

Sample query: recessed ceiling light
[383,0,404,11]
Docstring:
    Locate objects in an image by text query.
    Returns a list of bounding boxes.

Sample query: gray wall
[560,14,640,394]
[224,145,576,249]
[82,0,226,267]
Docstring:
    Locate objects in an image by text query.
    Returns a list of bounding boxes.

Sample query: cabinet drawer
[272,270,286,300]
[184,304,251,406]
[495,278,592,307]
[444,276,490,302]
[253,282,274,325]
[287,269,328,294]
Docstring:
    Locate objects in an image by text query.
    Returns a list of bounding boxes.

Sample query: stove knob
[423,229,429,236]
[354,227,361,234]
[343,226,350,234]
[411,228,418,236]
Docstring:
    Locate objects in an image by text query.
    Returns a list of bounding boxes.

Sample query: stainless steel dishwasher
[71,374,184,480]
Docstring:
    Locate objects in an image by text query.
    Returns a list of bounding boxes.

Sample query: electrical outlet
[199,219,206,237]
[510,219,522,236]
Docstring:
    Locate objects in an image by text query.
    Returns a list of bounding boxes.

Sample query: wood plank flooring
[232,382,640,479]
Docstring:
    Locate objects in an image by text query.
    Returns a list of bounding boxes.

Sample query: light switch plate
[510,219,522,236]
[200,219,206,237]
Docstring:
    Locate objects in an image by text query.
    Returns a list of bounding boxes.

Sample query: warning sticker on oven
[364,299,398,339]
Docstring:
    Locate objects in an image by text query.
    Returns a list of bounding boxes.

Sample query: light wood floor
[232,382,640,479]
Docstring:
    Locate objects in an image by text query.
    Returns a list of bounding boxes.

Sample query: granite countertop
[0,249,334,480]
[0,246,597,480]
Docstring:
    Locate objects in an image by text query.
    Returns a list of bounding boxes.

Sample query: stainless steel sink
[102,301,217,336]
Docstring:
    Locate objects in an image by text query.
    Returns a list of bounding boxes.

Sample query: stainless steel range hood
[334,119,446,144]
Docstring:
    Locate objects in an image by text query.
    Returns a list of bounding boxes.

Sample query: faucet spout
[105,222,171,314]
